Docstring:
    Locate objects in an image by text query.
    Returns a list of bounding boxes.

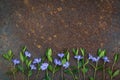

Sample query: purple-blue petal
[40,63,49,71]
[58,53,64,58]
[63,62,70,69]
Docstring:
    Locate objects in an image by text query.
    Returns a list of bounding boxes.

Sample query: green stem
[68,68,75,80]
[77,60,80,79]
[111,61,115,80]
[27,76,29,80]
[61,67,63,80]
[103,62,105,80]
[83,72,85,80]
[52,65,56,80]
[94,62,98,80]
[35,70,40,80]
[22,62,25,80]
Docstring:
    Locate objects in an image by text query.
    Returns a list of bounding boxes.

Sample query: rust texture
[0,0,120,79]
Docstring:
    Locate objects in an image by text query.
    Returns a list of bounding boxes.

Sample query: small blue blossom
[12,59,20,65]
[33,58,41,64]
[88,54,94,60]
[74,55,83,61]
[103,56,110,63]
[63,62,70,69]
[88,54,100,62]
[58,53,64,58]
[25,51,31,58]
[91,57,100,62]
[40,63,49,71]
[30,64,36,70]
[54,58,62,66]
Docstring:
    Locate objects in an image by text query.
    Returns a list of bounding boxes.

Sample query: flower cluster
[2,48,119,80]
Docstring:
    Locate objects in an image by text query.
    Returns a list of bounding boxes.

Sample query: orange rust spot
[57,7,62,12]
[53,35,57,38]
[37,45,41,48]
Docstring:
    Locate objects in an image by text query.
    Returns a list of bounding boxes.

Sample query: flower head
[12,59,20,65]
[40,63,49,71]
[63,62,70,69]
[25,51,31,58]
[74,55,83,61]
[88,54,100,62]
[33,58,41,64]
[91,57,100,62]
[88,54,94,60]
[54,58,62,66]
[103,56,110,63]
[58,53,64,58]
[30,64,36,70]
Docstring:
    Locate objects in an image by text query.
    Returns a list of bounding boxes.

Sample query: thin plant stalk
[13,66,16,80]
[35,70,40,80]
[52,65,56,80]
[83,66,86,80]
[94,62,98,80]
[77,60,80,79]
[110,61,115,80]
[27,75,30,80]
[103,62,105,80]
[61,67,64,80]
[68,68,76,80]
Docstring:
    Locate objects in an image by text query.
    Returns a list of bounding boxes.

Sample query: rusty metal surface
[0,0,120,80]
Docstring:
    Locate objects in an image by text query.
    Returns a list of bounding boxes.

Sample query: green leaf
[48,56,53,63]
[2,54,9,60]
[54,67,60,73]
[98,49,106,58]
[26,60,32,68]
[2,50,13,61]
[64,69,72,75]
[62,58,66,64]
[107,68,113,76]
[97,48,102,56]
[17,65,24,73]
[72,48,78,56]
[97,65,103,70]
[89,77,94,80]
[20,52,25,62]
[66,51,70,61]
[28,70,32,77]
[112,70,120,78]
[22,46,27,52]
[81,67,88,74]
[44,73,51,80]
[78,61,83,68]
[48,65,53,72]
[80,48,85,56]
[46,48,52,57]
[114,53,119,63]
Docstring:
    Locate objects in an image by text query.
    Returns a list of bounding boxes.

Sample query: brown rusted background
[0,0,120,80]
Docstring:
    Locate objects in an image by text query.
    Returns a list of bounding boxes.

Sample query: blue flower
[33,58,41,64]
[88,54,94,60]
[88,54,100,62]
[91,57,100,62]
[74,55,83,61]
[54,58,62,66]
[58,53,64,58]
[12,59,20,65]
[63,62,70,69]
[25,51,31,57]
[30,64,36,70]
[103,56,110,63]
[40,63,49,71]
